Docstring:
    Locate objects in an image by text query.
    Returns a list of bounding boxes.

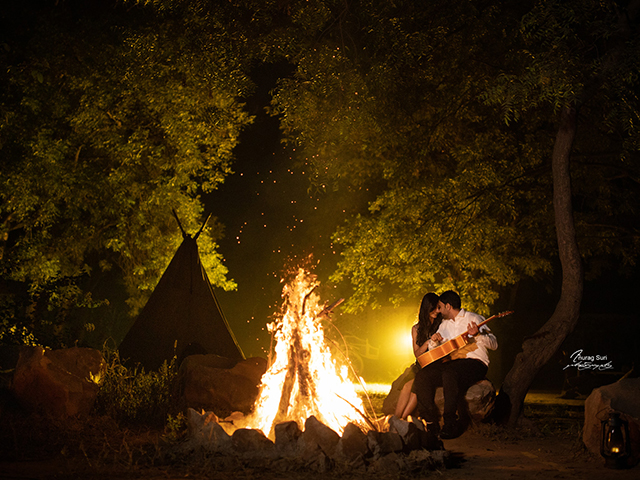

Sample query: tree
[265,0,640,426]
[0,1,253,345]
[269,0,559,313]
[483,0,640,425]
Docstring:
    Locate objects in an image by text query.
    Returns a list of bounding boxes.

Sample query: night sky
[203,65,419,382]
[205,64,350,358]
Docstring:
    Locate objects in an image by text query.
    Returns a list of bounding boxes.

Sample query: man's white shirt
[428,309,498,365]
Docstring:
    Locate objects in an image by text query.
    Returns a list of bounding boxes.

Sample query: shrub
[94,344,179,427]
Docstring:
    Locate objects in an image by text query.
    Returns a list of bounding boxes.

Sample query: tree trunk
[497,105,584,427]
[495,0,640,428]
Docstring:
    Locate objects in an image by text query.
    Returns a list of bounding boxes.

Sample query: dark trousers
[412,358,487,425]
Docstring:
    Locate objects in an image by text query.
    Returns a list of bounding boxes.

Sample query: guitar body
[417,335,468,367]
[416,310,513,369]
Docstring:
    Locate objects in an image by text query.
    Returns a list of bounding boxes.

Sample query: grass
[523,395,585,443]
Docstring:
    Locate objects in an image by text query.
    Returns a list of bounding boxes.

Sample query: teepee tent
[118,213,244,370]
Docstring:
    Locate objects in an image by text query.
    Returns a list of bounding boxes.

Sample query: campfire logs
[245,269,368,439]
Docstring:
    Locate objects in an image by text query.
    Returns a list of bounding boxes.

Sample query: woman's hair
[415,292,442,347]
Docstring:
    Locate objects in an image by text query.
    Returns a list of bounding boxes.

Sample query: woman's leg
[401,391,418,419]
[395,380,414,417]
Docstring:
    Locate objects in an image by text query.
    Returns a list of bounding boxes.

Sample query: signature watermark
[563,349,614,371]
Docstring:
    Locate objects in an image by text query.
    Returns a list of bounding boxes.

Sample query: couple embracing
[395,290,498,440]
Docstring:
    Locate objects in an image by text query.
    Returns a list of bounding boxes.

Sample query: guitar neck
[474,311,513,331]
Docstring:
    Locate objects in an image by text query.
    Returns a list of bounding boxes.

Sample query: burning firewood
[243,269,373,439]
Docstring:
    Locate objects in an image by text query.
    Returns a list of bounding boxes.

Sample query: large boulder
[11,346,104,417]
[435,379,496,422]
[583,377,640,467]
[383,371,496,422]
[179,355,267,415]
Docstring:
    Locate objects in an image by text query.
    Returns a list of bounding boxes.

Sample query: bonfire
[243,268,372,439]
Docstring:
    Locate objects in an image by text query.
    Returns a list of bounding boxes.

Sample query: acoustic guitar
[416,311,513,368]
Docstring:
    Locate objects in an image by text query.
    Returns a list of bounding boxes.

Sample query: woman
[394,292,442,419]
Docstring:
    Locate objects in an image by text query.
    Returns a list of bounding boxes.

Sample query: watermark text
[563,349,614,371]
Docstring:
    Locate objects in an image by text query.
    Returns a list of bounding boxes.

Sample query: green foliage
[267,0,640,312]
[267,0,558,312]
[3,283,109,348]
[0,295,37,346]
[2,0,638,334]
[94,343,179,426]
[0,1,254,344]
[164,411,187,441]
[481,0,640,279]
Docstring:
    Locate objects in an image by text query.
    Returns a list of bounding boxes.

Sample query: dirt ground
[437,392,638,480]
[1,426,637,480]
[440,427,638,480]
[1,393,638,480]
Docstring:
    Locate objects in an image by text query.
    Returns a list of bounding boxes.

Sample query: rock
[178,355,267,414]
[225,410,246,423]
[274,420,302,456]
[230,357,268,385]
[383,372,496,422]
[11,346,104,417]
[402,422,424,452]
[367,430,403,459]
[407,416,443,450]
[369,451,404,473]
[218,411,245,436]
[184,408,232,452]
[297,419,336,473]
[232,428,276,457]
[388,415,410,437]
[434,379,496,422]
[303,448,334,473]
[300,415,340,457]
[461,379,496,420]
[336,422,369,461]
[583,378,640,467]
[388,416,423,452]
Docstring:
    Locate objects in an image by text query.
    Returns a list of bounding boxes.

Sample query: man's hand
[467,323,479,337]
[431,333,443,343]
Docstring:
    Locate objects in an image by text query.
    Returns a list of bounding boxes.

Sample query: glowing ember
[244,268,370,439]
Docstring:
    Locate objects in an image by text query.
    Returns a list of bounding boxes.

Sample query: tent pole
[172,209,188,238]
[194,213,212,240]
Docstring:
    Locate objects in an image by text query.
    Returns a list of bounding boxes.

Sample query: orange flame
[245,268,369,439]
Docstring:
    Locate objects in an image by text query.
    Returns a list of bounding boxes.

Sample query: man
[412,290,498,439]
